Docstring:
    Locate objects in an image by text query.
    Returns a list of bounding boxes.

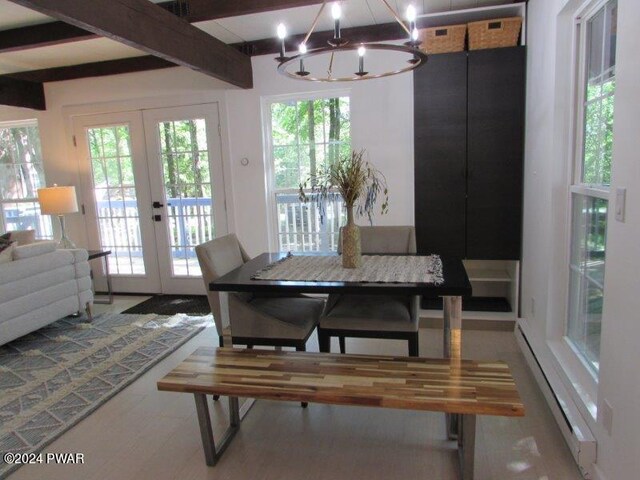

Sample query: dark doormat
[122,295,211,316]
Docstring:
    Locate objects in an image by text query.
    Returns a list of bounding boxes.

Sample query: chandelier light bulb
[412,28,419,41]
[406,4,416,22]
[299,43,308,54]
[277,23,287,39]
[331,3,342,20]
[356,45,368,76]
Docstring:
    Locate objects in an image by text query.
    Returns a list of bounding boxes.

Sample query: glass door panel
[144,104,228,295]
[158,118,215,277]
[74,112,161,294]
[87,125,146,275]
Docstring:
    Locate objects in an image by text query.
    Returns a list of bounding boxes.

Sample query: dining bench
[157,347,524,480]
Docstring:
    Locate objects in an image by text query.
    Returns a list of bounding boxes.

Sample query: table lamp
[37,184,79,249]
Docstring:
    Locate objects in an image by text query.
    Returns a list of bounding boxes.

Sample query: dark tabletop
[210,252,472,297]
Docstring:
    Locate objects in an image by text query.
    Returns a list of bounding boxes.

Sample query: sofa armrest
[67,248,89,263]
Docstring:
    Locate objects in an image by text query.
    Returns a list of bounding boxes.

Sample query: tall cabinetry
[414,46,526,318]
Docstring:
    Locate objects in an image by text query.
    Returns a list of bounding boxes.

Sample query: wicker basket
[418,24,466,54]
[467,17,522,50]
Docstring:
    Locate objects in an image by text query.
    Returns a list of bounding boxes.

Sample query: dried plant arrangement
[299,149,388,225]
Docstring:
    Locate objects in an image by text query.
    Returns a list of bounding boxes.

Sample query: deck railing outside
[276,192,344,252]
[96,197,213,258]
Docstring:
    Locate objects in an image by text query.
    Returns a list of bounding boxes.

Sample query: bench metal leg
[446,412,459,442]
[194,393,240,466]
[457,414,476,480]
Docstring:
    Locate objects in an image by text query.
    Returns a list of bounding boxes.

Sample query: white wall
[522,0,640,478]
[0,51,415,258]
[0,67,233,248]
[226,52,414,255]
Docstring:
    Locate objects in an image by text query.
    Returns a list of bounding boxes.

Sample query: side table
[88,249,113,305]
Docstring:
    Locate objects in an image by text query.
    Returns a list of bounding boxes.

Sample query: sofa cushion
[0,250,73,286]
[3,230,36,245]
[13,240,57,260]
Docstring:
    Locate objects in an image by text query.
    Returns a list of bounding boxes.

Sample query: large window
[268,96,351,252]
[0,121,52,239]
[567,0,617,374]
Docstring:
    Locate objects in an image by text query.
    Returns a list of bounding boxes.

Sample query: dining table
[209,251,472,438]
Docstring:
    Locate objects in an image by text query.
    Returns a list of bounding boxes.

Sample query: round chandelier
[274,1,428,82]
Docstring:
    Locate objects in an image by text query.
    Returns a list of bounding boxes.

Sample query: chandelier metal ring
[274,1,428,82]
[277,43,429,82]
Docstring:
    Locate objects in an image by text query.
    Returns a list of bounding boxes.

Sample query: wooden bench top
[158,347,525,417]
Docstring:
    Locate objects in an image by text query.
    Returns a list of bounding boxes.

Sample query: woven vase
[342,206,361,269]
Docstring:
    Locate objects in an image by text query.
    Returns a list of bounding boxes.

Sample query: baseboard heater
[515,321,596,479]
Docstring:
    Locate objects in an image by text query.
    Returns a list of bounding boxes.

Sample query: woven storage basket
[467,17,522,50]
[418,24,466,54]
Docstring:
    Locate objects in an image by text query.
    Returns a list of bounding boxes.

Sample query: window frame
[563,0,617,380]
[262,90,351,252]
[0,119,53,238]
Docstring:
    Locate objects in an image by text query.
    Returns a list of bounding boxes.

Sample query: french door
[144,105,227,294]
[74,104,227,295]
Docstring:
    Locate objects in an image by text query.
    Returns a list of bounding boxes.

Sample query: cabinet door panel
[467,47,526,260]
[414,52,468,256]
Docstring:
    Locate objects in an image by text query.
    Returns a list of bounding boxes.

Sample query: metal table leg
[443,296,463,440]
[194,393,240,466]
[92,254,113,305]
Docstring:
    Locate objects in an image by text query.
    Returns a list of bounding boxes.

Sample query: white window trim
[261,90,351,252]
[0,119,38,128]
[572,0,615,192]
[544,0,615,422]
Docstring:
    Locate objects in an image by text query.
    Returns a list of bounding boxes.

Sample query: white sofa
[0,241,94,346]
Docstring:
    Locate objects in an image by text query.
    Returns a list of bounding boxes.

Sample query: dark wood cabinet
[414,52,468,257]
[414,46,526,260]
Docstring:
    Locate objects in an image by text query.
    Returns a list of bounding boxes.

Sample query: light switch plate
[615,187,626,222]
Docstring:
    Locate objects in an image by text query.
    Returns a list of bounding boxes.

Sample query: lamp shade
[37,185,78,215]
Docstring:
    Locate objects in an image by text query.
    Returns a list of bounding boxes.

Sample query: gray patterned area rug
[0,312,212,479]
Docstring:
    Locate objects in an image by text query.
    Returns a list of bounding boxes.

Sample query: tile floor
[6,296,584,480]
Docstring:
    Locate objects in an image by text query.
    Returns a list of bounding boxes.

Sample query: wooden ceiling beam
[0,77,45,110]
[0,0,328,54]
[5,0,253,88]
[0,22,94,53]
[5,55,176,83]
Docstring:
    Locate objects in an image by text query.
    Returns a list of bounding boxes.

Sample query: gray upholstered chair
[196,233,325,351]
[318,226,421,356]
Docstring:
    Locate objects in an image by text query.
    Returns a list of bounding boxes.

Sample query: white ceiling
[0,0,514,75]
[196,0,514,43]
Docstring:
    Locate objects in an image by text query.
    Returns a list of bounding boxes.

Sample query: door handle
[153,214,162,222]
[153,201,164,209]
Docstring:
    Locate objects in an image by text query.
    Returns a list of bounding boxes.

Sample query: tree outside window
[269,97,351,252]
[0,122,52,239]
